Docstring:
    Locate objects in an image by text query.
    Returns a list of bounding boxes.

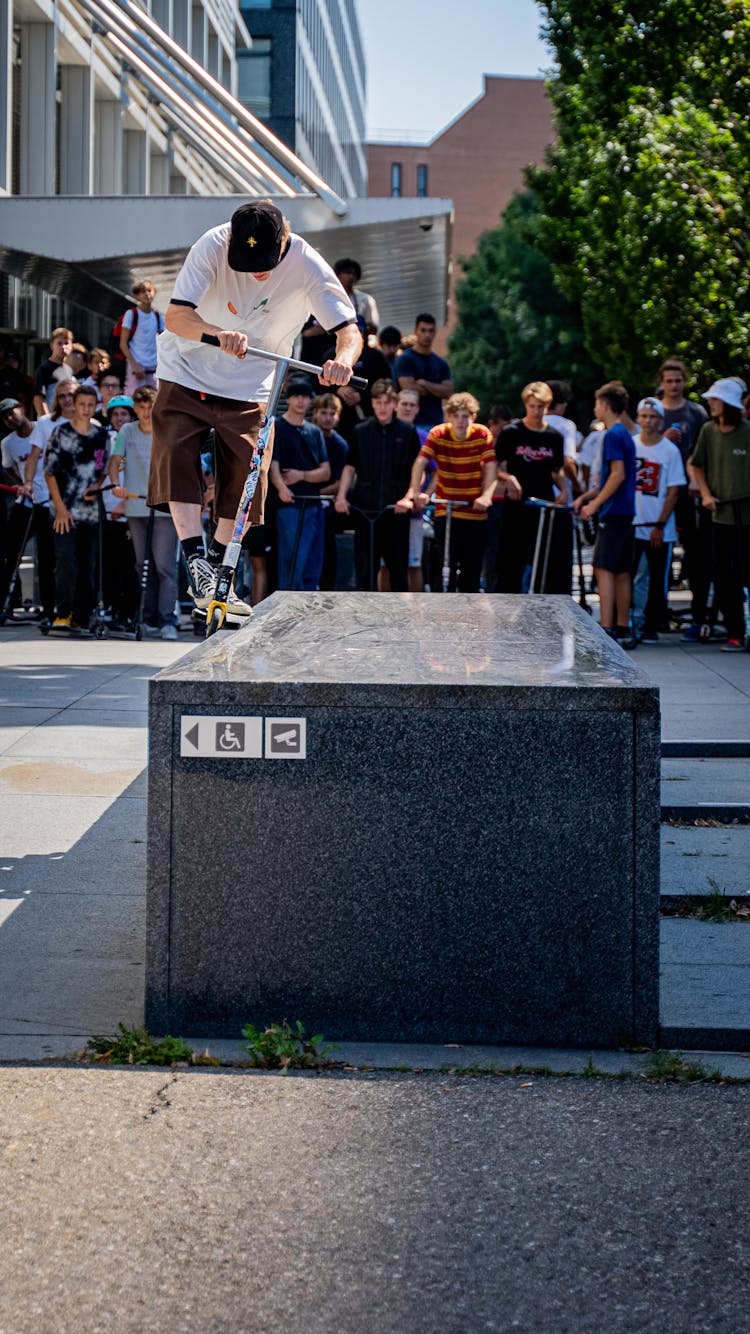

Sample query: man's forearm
[45,474,65,510]
[421,379,454,400]
[689,464,713,502]
[332,322,363,369]
[302,462,330,485]
[24,446,42,487]
[164,303,222,342]
[336,464,355,499]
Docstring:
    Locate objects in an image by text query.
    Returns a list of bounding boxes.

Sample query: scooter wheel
[699,624,711,641]
[135,624,143,642]
[39,620,51,636]
[205,607,224,639]
[92,622,109,640]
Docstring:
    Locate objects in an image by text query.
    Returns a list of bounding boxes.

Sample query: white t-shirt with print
[634,435,687,542]
[1,426,50,505]
[156,228,356,401]
[121,308,164,370]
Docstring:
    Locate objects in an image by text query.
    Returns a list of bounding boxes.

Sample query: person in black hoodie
[335,379,420,591]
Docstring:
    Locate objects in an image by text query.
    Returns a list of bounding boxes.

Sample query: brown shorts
[148,379,271,523]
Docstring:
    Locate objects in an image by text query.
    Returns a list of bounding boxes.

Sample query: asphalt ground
[1,1067,748,1334]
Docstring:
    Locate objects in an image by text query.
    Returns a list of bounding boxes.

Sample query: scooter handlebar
[200,333,367,391]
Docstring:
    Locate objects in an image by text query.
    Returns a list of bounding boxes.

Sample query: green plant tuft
[241,1019,337,1071]
[698,878,732,922]
[640,1050,721,1084]
[85,1024,195,1066]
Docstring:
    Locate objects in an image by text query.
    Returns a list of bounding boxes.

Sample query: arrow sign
[184,722,200,751]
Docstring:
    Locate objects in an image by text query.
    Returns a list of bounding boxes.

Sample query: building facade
[367,76,554,344]
[239,0,367,200]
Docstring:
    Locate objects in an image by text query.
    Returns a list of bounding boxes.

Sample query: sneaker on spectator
[680,624,701,643]
[640,632,659,644]
[142,623,161,638]
[720,638,746,653]
[617,631,638,650]
[161,624,178,640]
[52,614,72,628]
[186,554,217,611]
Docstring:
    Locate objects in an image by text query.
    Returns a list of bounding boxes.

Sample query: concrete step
[660,757,750,808]
[660,825,750,899]
[659,917,750,1050]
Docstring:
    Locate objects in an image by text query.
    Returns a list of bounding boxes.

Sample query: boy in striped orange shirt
[400,392,500,591]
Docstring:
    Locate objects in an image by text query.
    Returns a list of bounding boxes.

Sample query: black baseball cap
[286,377,315,398]
[228,201,286,273]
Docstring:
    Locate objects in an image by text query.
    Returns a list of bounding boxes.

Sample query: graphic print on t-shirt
[636,457,661,496]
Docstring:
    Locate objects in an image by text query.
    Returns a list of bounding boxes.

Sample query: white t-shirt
[545,412,578,460]
[634,435,687,542]
[122,308,164,370]
[1,425,50,505]
[156,228,356,401]
[578,429,605,487]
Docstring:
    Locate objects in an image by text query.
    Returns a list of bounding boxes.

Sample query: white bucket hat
[701,378,745,410]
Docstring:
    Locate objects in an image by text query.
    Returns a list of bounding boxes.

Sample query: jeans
[128,514,179,625]
[632,539,673,636]
[275,501,325,590]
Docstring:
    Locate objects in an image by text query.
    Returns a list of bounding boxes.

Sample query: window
[237,38,272,119]
[416,163,428,198]
[390,161,402,198]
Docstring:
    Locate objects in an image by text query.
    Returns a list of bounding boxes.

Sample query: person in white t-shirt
[0,398,55,619]
[147,199,362,619]
[120,281,165,397]
[632,395,686,643]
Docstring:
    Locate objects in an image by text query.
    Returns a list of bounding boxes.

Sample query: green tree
[531,0,750,391]
[449,190,602,421]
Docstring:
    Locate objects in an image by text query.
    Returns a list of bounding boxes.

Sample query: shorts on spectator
[149,378,266,523]
[242,523,273,558]
[408,513,425,568]
[592,514,634,575]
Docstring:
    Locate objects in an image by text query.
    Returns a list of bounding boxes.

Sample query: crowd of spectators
[1,264,749,653]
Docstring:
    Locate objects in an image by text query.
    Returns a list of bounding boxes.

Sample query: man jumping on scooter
[147,199,362,620]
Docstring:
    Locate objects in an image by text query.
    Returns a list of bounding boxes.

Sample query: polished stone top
[153,594,658,709]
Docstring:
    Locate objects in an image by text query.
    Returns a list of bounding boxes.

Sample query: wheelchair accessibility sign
[180,715,306,759]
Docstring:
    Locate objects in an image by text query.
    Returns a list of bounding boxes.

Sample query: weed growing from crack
[640,1050,722,1083]
[241,1019,338,1071]
[85,1025,196,1066]
[698,878,733,922]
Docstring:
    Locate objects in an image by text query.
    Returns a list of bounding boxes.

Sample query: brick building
[367,75,554,348]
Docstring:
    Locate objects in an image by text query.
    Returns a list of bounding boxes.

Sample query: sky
[355,0,552,142]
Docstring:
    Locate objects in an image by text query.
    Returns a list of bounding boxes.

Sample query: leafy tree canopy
[531,0,750,391]
[449,190,602,424]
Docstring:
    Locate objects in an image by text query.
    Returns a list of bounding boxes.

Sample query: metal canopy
[0,195,452,331]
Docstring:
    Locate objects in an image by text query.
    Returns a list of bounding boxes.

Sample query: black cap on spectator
[286,378,315,398]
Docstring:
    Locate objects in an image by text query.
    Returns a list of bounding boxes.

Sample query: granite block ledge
[146,592,661,1046]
